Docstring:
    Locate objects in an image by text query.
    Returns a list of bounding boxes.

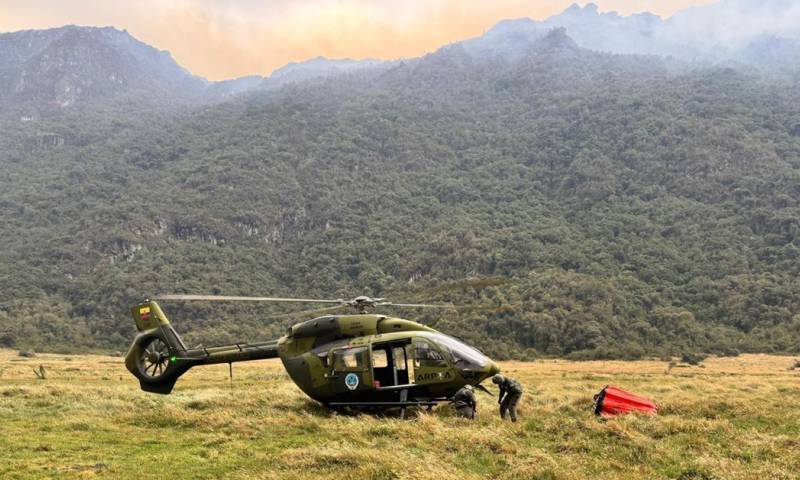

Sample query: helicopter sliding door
[370,342,415,388]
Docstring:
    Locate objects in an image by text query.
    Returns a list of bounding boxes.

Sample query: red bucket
[594,385,657,416]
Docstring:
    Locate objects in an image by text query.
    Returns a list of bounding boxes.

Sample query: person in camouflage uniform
[492,374,522,422]
[452,384,477,419]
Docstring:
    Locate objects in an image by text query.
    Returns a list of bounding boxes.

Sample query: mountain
[3,1,798,119]
[2,22,799,360]
[207,75,266,98]
[267,57,385,86]
[0,26,208,112]
[0,27,384,117]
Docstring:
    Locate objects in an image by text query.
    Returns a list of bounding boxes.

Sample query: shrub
[681,352,707,365]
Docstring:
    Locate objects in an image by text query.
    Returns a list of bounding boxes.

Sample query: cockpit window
[414,340,447,367]
[422,333,489,369]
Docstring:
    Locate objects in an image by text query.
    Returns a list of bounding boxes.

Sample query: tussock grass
[1,350,798,479]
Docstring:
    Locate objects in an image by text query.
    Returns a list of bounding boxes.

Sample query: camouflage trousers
[455,405,475,419]
[500,392,521,422]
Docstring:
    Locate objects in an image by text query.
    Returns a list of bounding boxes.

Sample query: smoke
[525,0,800,61]
[666,0,800,51]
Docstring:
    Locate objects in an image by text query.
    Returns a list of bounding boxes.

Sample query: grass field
[1,349,798,479]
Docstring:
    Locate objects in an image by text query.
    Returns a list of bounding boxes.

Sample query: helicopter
[125,295,501,415]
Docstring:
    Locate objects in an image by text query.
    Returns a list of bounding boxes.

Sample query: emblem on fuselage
[345,373,359,390]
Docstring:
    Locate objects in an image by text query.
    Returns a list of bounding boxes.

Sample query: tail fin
[125,300,282,395]
[125,300,193,394]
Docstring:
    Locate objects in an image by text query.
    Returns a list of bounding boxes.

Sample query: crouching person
[492,374,522,422]
[452,384,477,419]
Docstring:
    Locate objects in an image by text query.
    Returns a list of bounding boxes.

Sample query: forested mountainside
[1,21,799,359]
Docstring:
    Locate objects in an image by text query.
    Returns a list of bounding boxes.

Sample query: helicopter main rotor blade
[153,294,344,304]
[266,304,349,319]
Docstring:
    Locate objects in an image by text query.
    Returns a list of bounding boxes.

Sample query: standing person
[492,374,523,422]
[452,384,477,419]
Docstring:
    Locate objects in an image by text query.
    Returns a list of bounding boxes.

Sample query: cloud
[0,0,716,80]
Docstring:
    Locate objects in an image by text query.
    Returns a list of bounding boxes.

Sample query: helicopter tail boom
[125,300,280,394]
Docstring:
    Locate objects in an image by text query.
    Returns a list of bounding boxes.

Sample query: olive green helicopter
[125,295,501,415]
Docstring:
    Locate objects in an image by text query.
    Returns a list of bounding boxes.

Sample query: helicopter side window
[414,341,446,368]
[332,347,369,372]
[372,350,388,369]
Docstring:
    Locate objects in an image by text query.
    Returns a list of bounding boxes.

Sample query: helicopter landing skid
[327,400,440,419]
[328,390,444,419]
[327,400,439,407]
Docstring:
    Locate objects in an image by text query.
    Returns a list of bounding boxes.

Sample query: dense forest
[1,27,799,360]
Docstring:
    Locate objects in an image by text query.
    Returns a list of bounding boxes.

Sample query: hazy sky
[0,0,715,80]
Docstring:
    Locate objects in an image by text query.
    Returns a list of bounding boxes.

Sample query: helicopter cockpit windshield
[419,332,489,370]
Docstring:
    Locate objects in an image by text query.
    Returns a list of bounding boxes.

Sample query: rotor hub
[347,296,383,312]
[146,351,163,363]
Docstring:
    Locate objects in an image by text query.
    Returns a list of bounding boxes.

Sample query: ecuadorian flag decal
[139,306,151,320]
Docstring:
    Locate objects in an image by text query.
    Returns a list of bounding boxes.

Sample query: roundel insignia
[344,373,359,390]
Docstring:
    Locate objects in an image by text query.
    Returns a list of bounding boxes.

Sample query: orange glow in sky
[0,0,715,80]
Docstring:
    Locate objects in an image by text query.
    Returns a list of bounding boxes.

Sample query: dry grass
[1,349,798,479]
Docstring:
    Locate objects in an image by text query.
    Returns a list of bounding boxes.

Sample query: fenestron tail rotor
[138,337,171,380]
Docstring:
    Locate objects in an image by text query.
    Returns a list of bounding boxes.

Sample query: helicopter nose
[457,360,500,383]
[467,360,500,382]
